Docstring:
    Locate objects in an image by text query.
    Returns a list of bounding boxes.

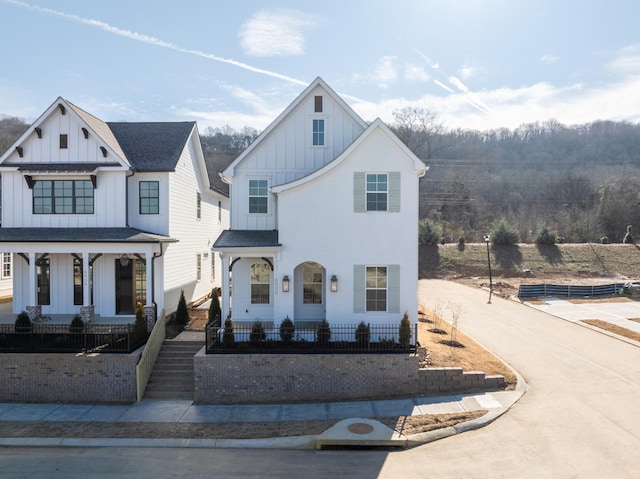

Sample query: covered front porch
[0,227,176,327]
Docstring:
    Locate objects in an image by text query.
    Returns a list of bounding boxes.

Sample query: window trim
[312,118,326,147]
[139,180,159,215]
[2,253,11,279]
[366,173,389,212]
[250,262,271,304]
[248,179,269,214]
[33,179,94,215]
[365,265,387,312]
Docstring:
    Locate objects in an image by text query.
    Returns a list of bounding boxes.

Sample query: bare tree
[391,107,449,159]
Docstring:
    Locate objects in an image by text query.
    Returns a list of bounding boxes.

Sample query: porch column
[28,252,37,306]
[82,252,91,307]
[221,253,230,322]
[145,253,153,309]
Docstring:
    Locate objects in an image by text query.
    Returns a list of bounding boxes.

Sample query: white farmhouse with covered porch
[0,98,228,324]
[214,77,427,328]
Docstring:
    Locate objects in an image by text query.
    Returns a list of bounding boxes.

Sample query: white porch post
[82,252,90,306]
[221,253,230,321]
[28,252,37,306]
[145,253,153,307]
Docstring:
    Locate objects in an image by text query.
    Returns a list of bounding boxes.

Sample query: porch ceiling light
[119,253,130,267]
[330,275,338,292]
[282,275,290,293]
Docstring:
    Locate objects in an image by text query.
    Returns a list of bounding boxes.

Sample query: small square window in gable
[314,95,323,113]
[59,134,68,149]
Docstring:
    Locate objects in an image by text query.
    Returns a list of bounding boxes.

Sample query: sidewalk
[0,378,525,449]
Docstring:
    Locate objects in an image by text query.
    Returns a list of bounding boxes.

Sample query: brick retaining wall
[0,352,140,403]
[194,351,506,404]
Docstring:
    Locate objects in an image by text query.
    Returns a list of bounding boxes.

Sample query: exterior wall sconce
[119,254,130,267]
[330,275,338,292]
[282,275,290,292]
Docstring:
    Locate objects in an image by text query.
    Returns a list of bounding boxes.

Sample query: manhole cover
[347,423,374,434]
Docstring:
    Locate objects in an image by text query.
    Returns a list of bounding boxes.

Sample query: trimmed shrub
[491,221,519,245]
[250,320,266,346]
[208,289,221,326]
[601,235,609,244]
[222,314,235,348]
[279,316,294,343]
[418,219,442,246]
[316,319,331,346]
[15,311,32,333]
[535,227,557,245]
[70,314,85,334]
[175,290,189,325]
[355,321,370,347]
[399,312,412,349]
[458,236,465,247]
[134,302,147,341]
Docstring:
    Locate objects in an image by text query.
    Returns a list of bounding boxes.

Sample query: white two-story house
[214,77,427,328]
[0,98,228,323]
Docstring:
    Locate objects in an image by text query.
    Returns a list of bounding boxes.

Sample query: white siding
[163,131,228,313]
[230,85,365,230]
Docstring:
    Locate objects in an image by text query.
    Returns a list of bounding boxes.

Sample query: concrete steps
[143,340,204,400]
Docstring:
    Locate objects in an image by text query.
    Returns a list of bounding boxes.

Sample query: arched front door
[293,261,325,323]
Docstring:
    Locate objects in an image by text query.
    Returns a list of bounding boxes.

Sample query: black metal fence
[0,323,146,354]
[205,321,417,354]
[518,283,627,298]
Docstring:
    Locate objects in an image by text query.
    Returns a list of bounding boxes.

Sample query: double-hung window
[312,119,325,146]
[365,266,387,312]
[139,181,159,214]
[196,253,202,281]
[249,179,268,214]
[366,174,388,211]
[196,192,201,220]
[2,253,11,279]
[250,262,271,304]
[33,180,94,214]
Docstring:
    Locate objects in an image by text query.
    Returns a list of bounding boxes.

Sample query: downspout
[151,242,164,319]
[125,168,136,227]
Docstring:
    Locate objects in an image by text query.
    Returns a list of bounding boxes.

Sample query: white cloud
[540,54,560,65]
[607,45,640,73]
[404,64,430,82]
[238,9,317,57]
[459,65,477,79]
[374,56,399,89]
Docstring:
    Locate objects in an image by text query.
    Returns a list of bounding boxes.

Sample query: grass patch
[582,319,640,342]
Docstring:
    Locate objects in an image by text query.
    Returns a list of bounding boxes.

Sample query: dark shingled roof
[0,227,177,243]
[14,163,122,172]
[212,230,280,249]
[107,122,196,171]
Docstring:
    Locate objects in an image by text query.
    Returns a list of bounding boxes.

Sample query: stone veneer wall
[194,351,506,404]
[0,352,140,403]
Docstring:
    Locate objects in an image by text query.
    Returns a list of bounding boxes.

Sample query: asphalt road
[2,279,639,478]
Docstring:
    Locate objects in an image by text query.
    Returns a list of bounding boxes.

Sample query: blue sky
[1,0,640,133]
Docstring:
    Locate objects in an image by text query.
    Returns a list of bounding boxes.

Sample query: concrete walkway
[0,384,525,449]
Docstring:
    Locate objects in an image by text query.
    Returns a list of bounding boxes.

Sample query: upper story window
[59,134,68,149]
[249,179,268,214]
[366,266,387,312]
[196,253,202,281]
[366,173,388,211]
[196,191,201,219]
[33,180,94,214]
[218,200,222,223]
[2,253,11,279]
[139,181,159,215]
[312,119,325,146]
[314,95,323,113]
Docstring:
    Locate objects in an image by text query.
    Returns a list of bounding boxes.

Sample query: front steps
[143,340,204,400]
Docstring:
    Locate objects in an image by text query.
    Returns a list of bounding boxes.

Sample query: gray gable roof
[107,122,195,171]
[0,227,177,243]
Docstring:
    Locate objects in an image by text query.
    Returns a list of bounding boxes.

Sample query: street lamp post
[483,234,493,303]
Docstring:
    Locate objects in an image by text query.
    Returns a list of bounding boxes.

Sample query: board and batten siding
[230,85,365,231]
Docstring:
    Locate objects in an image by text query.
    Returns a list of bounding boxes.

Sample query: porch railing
[0,323,146,354]
[205,322,417,354]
